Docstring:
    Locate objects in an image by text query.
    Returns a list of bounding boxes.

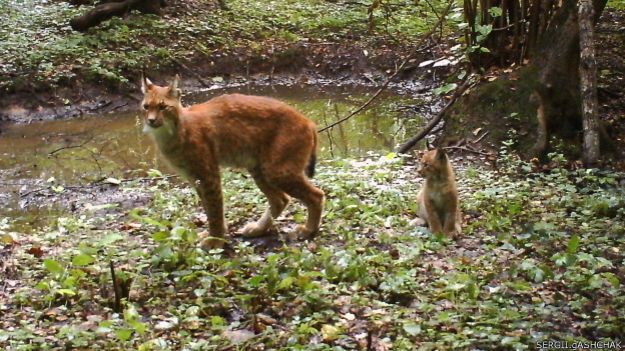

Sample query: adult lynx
[141,75,324,248]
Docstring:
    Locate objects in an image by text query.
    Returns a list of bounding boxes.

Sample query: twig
[111,101,129,111]
[318,82,388,133]
[317,0,455,133]
[397,77,472,154]
[443,145,492,156]
[19,175,179,198]
[472,130,489,143]
[366,329,373,351]
[110,260,121,313]
[48,136,94,156]
[19,187,52,198]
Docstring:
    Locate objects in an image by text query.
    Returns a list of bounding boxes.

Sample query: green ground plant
[0,0,446,92]
[1,152,623,350]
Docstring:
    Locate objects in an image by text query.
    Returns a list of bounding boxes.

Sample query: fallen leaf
[433,59,452,67]
[103,177,121,185]
[321,324,340,341]
[1,233,18,245]
[27,247,44,257]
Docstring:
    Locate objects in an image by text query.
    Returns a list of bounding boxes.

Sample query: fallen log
[70,0,164,31]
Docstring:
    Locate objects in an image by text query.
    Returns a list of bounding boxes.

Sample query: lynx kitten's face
[418,149,446,178]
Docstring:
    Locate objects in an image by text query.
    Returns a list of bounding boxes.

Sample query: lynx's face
[418,148,448,178]
[141,75,182,131]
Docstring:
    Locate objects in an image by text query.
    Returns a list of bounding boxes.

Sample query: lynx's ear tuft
[168,74,182,98]
[141,73,153,94]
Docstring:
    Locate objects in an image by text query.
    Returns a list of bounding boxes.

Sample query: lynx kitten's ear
[168,74,182,99]
[141,74,153,94]
[436,147,447,160]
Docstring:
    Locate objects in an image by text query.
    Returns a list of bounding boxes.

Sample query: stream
[0,84,426,232]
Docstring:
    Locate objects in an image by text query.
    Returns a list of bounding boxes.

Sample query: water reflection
[0,84,422,226]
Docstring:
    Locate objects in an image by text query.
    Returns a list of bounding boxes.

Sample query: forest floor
[1,153,624,350]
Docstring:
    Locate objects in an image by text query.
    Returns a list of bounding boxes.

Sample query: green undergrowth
[608,0,625,10]
[1,151,624,350]
[0,0,453,93]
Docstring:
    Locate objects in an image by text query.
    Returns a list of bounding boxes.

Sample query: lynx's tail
[306,153,316,178]
[306,131,318,178]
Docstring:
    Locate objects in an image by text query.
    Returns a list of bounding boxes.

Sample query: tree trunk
[578,0,600,166]
[530,0,607,158]
[441,0,611,160]
[70,0,164,32]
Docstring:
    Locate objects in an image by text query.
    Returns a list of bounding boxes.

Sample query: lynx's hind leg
[265,127,324,240]
[241,170,290,238]
[270,174,324,240]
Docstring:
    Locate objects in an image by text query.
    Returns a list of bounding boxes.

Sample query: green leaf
[248,275,265,287]
[403,322,421,336]
[507,280,531,292]
[35,281,50,290]
[476,24,492,36]
[433,83,458,96]
[135,214,168,229]
[43,259,65,275]
[1,233,17,245]
[56,288,77,296]
[210,315,225,329]
[277,276,295,290]
[98,233,124,246]
[531,267,545,283]
[147,169,163,177]
[567,235,580,254]
[601,272,620,288]
[467,282,479,299]
[128,320,147,335]
[488,7,503,17]
[72,254,95,266]
[115,328,133,341]
[152,231,170,242]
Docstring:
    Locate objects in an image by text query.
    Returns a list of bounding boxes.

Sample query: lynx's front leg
[195,173,227,249]
[443,205,460,238]
[424,201,444,234]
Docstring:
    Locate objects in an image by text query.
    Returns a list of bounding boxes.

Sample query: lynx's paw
[410,217,427,227]
[199,235,226,250]
[445,230,460,239]
[286,225,317,241]
[241,222,273,238]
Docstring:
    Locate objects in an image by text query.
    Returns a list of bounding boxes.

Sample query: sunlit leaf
[115,328,133,341]
[43,259,64,275]
[403,322,421,336]
[72,254,94,266]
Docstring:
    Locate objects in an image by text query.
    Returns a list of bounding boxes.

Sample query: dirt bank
[0,43,439,124]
